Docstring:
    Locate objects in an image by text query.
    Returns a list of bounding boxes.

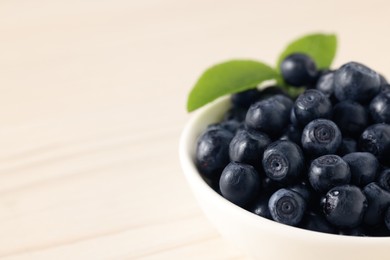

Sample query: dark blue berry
[333,101,368,138]
[280,53,318,87]
[294,89,332,127]
[229,129,271,168]
[261,177,284,194]
[231,88,262,109]
[316,71,335,98]
[338,227,366,236]
[245,95,291,138]
[370,91,390,123]
[301,211,336,234]
[301,119,342,157]
[258,86,289,100]
[207,120,242,134]
[337,138,358,156]
[342,152,379,187]
[279,124,302,145]
[196,128,234,179]
[308,155,351,193]
[360,123,390,165]
[322,185,367,228]
[378,168,390,192]
[249,194,272,219]
[219,162,260,207]
[363,182,390,226]
[262,140,305,184]
[290,108,300,127]
[223,107,247,122]
[290,181,313,203]
[334,62,381,103]
[384,206,390,232]
[269,188,307,226]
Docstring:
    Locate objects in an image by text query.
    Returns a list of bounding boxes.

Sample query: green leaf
[276,33,337,72]
[187,60,277,112]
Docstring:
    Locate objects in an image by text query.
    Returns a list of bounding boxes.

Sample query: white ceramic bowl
[179,96,390,260]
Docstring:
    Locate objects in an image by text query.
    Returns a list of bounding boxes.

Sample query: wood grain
[1,0,390,259]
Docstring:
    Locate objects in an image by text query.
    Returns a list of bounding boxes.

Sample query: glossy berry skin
[245,95,292,138]
[301,211,336,234]
[308,155,351,193]
[301,119,342,157]
[316,71,335,98]
[258,86,289,100]
[384,207,390,232]
[280,53,318,87]
[207,120,241,134]
[249,195,272,219]
[231,88,262,109]
[360,124,390,165]
[279,124,302,145]
[370,91,390,123]
[342,152,379,187]
[196,128,234,179]
[262,140,305,184]
[219,162,260,207]
[223,107,247,122]
[294,89,332,127]
[322,185,367,229]
[229,129,271,168]
[362,182,390,226]
[334,62,381,103]
[269,188,307,226]
[378,168,390,192]
[333,101,368,138]
[337,138,358,156]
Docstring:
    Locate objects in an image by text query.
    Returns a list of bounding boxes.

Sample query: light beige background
[0,0,390,259]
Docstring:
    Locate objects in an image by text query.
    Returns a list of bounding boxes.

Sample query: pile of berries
[195,53,390,236]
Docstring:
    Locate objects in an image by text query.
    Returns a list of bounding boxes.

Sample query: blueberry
[308,155,351,193]
[322,185,367,228]
[262,140,305,184]
[363,182,390,226]
[342,152,379,187]
[279,124,302,145]
[384,206,390,232]
[223,107,247,122]
[360,123,390,165]
[268,188,307,226]
[196,128,234,179]
[380,74,388,87]
[378,168,390,192]
[337,138,358,156]
[334,62,381,103]
[249,194,272,219]
[370,91,390,123]
[290,108,300,127]
[245,95,291,138]
[229,129,271,169]
[207,120,242,134]
[231,88,262,109]
[316,71,335,98]
[338,227,366,236]
[301,211,336,234]
[290,181,313,203]
[261,177,284,194]
[280,53,318,87]
[219,162,260,207]
[294,89,332,127]
[333,101,368,138]
[301,119,342,157]
[258,86,289,100]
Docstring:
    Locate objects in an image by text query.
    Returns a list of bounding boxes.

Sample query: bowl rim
[179,95,390,244]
